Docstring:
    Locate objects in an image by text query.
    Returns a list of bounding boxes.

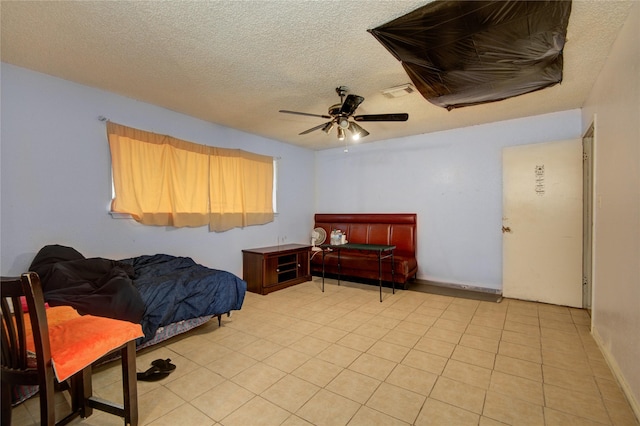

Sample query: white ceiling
[1,1,634,150]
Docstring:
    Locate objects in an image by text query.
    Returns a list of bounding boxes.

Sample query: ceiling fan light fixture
[337,127,345,141]
[338,117,350,129]
[348,122,369,140]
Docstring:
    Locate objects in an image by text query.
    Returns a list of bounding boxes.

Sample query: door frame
[582,122,596,312]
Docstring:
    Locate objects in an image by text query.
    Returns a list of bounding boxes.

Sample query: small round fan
[311,227,326,251]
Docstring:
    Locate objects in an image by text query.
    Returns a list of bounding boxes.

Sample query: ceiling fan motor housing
[328,104,342,116]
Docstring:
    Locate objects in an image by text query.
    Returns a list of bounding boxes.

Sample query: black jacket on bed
[29,244,145,324]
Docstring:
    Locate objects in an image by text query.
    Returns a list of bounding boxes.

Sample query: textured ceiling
[1,1,634,150]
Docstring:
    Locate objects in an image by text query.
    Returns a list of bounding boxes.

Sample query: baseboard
[592,327,640,422]
[413,279,502,295]
[408,279,503,303]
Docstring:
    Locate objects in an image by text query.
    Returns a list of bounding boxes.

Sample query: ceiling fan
[279,86,409,141]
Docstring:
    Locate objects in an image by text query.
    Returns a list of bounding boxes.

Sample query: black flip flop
[136,365,170,382]
[151,358,176,373]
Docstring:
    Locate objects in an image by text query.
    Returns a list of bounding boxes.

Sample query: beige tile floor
[9,278,639,426]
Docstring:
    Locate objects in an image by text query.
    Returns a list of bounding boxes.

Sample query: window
[107,122,274,232]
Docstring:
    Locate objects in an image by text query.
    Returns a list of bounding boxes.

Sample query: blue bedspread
[121,254,246,343]
[30,245,246,345]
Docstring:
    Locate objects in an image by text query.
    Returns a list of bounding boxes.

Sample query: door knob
[502,226,512,233]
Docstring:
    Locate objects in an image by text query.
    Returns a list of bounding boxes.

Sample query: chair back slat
[1,281,28,370]
[14,299,29,368]
[1,297,17,367]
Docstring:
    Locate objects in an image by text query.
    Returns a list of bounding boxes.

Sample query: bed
[11,244,246,405]
[29,244,247,346]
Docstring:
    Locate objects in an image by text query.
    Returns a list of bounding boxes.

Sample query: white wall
[315,110,582,291]
[582,3,640,416]
[0,64,315,278]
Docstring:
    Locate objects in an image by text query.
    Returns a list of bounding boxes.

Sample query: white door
[502,139,583,307]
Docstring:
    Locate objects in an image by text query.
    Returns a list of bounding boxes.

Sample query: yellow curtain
[108,122,273,231]
[209,149,274,232]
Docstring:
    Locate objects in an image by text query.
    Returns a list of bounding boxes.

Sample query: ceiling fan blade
[279,110,332,119]
[353,113,409,122]
[340,94,365,116]
[299,122,331,135]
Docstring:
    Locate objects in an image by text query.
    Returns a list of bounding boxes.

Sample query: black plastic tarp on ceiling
[369,0,572,110]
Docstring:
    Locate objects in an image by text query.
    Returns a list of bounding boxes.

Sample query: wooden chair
[1,272,143,425]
